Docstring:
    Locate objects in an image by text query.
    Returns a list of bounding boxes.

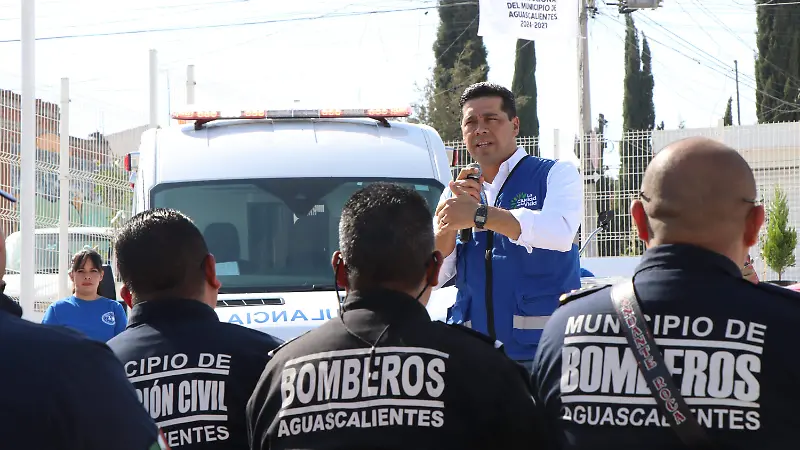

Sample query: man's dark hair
[339,182,435,291]
[459,81,517,120]
[115,208,209,302]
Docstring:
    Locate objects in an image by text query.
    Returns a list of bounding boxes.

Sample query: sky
[0,0,771,163]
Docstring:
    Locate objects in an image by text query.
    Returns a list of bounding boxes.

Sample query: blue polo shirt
[42,296,127,342]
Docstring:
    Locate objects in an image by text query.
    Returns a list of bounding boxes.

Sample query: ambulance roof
[149,118,447,185]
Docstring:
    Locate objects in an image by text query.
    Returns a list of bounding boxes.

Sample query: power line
[0,2,478,44]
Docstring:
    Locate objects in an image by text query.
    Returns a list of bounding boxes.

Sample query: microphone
[459,163,482,243]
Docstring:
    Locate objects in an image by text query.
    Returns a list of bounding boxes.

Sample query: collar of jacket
[128,298,219,327]
[0,293,22,318]
[635,243,742,278]
[341,287,431,323]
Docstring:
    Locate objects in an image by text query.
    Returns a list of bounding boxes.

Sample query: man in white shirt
[434,81,582,370]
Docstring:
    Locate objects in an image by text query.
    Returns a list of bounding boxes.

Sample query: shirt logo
[511,192,537,209]
[102,311,116,326]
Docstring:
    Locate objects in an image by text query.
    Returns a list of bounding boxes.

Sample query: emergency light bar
[171,107,412,129]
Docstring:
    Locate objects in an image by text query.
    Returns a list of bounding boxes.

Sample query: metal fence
[446,122,800,283]
[0,80,146,319]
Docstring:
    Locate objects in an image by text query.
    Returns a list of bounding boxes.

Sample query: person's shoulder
[217,321,285,350]
[557,284,612,308]
[5,314,97,353]
[48,297,73,309]
[431,321,507,355]
[752,281,800,302]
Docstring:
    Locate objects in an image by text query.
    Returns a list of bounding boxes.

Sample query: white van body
[129,109,458,341]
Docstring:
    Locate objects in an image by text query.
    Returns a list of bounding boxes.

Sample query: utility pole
[187,65,196,105]
[579,0,592,141]
[734,60,742,126]
[577,0,594,254]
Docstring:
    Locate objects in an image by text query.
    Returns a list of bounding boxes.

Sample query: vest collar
[635,244,742,278]
[341,288,432,323]
[128,298,219,327]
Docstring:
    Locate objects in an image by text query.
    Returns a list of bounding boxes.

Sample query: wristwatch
[474,204,488,229]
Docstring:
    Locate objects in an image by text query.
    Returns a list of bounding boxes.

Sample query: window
[151,178,443,293]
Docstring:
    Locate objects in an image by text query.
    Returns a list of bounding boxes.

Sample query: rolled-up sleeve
[508,160,582,253]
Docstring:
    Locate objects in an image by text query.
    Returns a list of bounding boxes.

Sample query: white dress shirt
[435,147,582,288]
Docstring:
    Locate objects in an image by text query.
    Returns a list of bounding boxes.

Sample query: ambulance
[124,106,460,341]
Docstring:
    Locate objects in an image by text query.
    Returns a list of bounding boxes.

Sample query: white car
[126,106,458,341]
[5,226,117,323]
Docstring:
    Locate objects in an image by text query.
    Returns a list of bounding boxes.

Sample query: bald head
[632,137,764,264]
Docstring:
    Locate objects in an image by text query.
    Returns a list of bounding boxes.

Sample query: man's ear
[331,251,348,289]
[120,284,133,309]
[630,200,650,243]
[511,116,520,137]
[428,251,444,287]
[204,254,222,291]
[744,204,765,247]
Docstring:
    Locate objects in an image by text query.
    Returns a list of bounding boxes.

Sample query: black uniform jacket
[532,244,800,450]
[246,288,547,450]
[0,292,161,450]
[107,298,283,450]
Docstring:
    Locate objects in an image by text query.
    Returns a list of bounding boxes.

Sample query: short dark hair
[71,248,103,273]
[115,208,209,302]
[459,81,517,120]
[339,182,434,290]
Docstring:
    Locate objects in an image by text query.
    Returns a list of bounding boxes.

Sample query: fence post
[20,0,36,320]
[58,78,70,299]
[149,49,158,128]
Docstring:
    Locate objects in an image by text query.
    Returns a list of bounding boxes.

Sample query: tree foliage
[761,186,798,280]
[414,1,489,139]
[755,0,800,123]
[617,15,655,256]
[723,97,733,126]
[511,39,540,149]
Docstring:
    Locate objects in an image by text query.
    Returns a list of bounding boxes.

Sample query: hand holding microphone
[456,163,484,242]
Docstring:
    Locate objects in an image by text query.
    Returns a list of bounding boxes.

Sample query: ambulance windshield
[151,177,444,293]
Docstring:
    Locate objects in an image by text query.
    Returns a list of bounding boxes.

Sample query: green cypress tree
[511,39,540,155]
[755,0,800,123]
[723,97,733,126]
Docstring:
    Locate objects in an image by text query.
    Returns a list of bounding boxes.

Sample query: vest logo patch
[511,192,537,209]
[102,311,116,326]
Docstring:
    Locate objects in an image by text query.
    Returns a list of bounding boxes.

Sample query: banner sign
[478,0,580,40]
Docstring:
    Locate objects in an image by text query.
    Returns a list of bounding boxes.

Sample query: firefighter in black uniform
[531,137,800,450]
[107,208,283,450]
[0,190,164,450]
[246,182,546,450]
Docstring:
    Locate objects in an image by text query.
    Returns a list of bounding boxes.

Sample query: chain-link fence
[0,83,146,319]
[446,122,800,283]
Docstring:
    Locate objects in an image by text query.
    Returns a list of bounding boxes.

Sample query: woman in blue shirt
[41,248,127,342]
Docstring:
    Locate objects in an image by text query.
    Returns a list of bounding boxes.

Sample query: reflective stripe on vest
[463,320,472,328]
[513,315,550,330]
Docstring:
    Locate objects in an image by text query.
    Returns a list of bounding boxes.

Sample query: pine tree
[761,186,798,280]
[511,39,540,154]
[723,97,733,126]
